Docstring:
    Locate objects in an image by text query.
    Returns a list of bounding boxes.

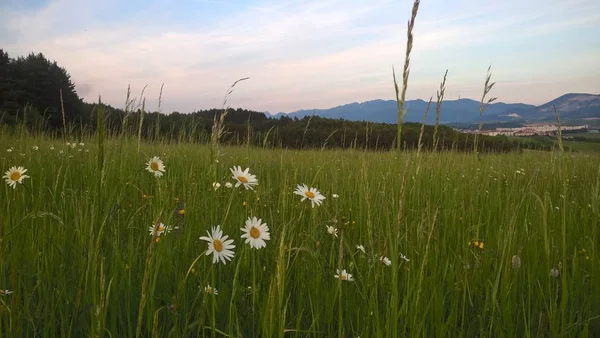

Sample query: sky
[1,0,599,114]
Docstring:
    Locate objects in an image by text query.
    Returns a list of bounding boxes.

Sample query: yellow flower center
[304,191,315,199]
[340,275,348,280]
[178,209,185,215]
[213,239,223,252]
[158,225,165,232]
[150,162,159,171]
[238,176,248,183]
[249,226,260,239]
[10,171,21,181]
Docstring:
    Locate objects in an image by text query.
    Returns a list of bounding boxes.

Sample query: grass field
[1,127,599,337]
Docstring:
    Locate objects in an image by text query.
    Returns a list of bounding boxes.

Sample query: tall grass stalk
[393,0,420,154]
[473,66,497,154]
[432,70,448,151]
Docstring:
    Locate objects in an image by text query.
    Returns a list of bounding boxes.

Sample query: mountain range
[268,93,600,127]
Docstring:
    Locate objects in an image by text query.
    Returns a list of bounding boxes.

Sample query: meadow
[1,125,599,337]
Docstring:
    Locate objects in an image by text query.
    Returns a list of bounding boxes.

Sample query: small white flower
[380,256,391,266]
[240,216,271,249]
[550,267,559,278]
[356,245,365,253]
[59,150,64,154]
[204,284,218,295]
[50,145,55,150]
[334,269,354,282]
[326,225,338,238]
[332,193,339,198]
[225,182,233,188]
[0,290,12,296]
[32,146,39,151]
[79,142,85,147]
[212,182,221,191]
[148,223,171,237]
[145,156,166,177]
[400,253,410,262]
[200,225,236,265]
[85,149,90,153]
[230,166,258,190]
[3,166,30,189]
[293,184,326,208]
[6,148,13,153]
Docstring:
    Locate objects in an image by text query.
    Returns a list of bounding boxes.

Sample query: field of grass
[1,126,599,337]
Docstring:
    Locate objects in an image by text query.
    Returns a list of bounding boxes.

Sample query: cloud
[1,0,599,113]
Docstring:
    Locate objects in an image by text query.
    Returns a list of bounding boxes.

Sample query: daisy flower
[230,166,258,190]
[334,269,354,282]
[0,290,12,296]
[356,245,365,253]
[380,256,392,266]
[204,283,218,295]
[212,182,221,191]
[293,184,326,208]
[326,225,338,238]
[32,146,39,151]
[145,156,166,177]
[225,182,233,188]
[148,223,171,237]
[3,166,30,189]
[240,216,270,249]
[332,193,339,198]
[200,225,235,264]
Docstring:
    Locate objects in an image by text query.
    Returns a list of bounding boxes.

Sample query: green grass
[1,127,599,337]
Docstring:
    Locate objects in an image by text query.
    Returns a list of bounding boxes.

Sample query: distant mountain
[270,99,536,125]
[268,93,600,126]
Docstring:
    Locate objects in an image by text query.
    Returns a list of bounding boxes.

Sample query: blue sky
[1,0,599,114]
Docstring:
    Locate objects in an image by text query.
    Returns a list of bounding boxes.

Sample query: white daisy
[334,269,354,282]
[204,283,218,295]
[148,223,171,237]
[332,193,339,198]
[6,148,13,153]
[3,166,30,189]
[240,216,270,249]
[356,245,365,253]
[293,184,326,208]
[145,156,166,177]
[380,256,392,266]
[326,225,338,238]
[200,225,236,264]
[79,142,85,147]
[212,182,221,191]
[400,253,410,262]
[225,182,233,188]
[32,146,39,151]
[230,166,258,190]
[0,290,12,296]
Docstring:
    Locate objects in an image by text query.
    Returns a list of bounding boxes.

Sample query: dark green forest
[0,49,554,152]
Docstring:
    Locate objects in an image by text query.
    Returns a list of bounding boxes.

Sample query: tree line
[0,49,552,152]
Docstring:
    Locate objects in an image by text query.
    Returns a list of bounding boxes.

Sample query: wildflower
[550,267,559,278]
[79,142,84,147]
[356,245,365,253]
[145,156,166,177]
[85,149,90,153]
[230,166,258,190]
[380,256,391,266]
[334,269,354,282]
[0,290,12,296]
[225,182,233,188]
[3,166,30,189]
[6,148,13,153]
[332,193,339,198]
[400,253,410,262]
[240,216,270,249]
[293,184,326,208]
[50,145,55,150]
[148,223,171,237]
[200,225,235,264]
[326,225,338,238]
[32,146,39,151]
[511,255,521,270]
[204,283,218,295]
[212,182,221,191]
[59,150,64,154]
[178,209,185,216]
